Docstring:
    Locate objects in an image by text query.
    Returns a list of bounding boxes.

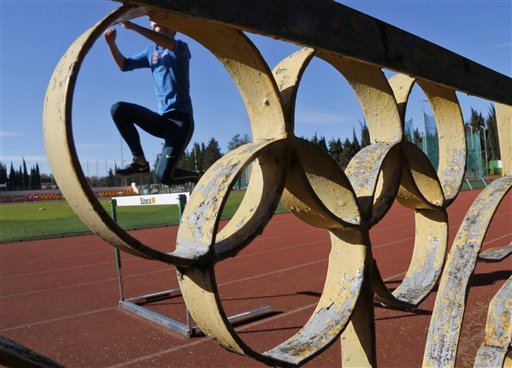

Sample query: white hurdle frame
[111,192,273,337]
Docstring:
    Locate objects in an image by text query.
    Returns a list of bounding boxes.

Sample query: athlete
[104,20,199,185]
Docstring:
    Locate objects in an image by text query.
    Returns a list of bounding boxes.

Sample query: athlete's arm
[103,28,126,70]
[121,21,176,51]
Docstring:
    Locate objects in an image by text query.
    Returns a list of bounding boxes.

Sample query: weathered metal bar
[496,104,512,175]
[423,176,512,367]
[390,75,466,206]
[42,5,196,266]
[124,0,512,106]
[473,277,512,368]
[340,250,376,368]
[0,336,64,368]
[119,297,274,338]
[43,2,512,366]
[119,300,193,337]
[479,243,512,262]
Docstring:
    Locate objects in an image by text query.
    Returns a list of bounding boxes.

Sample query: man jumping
[104,20,199,185]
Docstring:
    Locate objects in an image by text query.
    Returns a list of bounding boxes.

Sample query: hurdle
[110,192,273,337]
[465,178,474,190]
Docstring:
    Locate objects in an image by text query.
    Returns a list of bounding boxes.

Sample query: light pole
[194,144,198,172]
[421,100,428,153]
[480,126,488,176]
[467,125,475,178]
[120,136,124,168]
[468,125,474,151]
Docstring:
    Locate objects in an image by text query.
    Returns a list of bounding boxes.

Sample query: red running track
[1,190,510,367]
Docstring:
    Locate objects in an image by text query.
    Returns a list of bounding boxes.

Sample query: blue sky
[1,0,510,176]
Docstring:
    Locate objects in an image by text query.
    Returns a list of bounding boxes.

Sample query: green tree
[8,163,16,190]
[352,128,361,153]
[328,138,343,167]
[18,165,23,190]
[468,108,485,131]
[359,121,370,148]
[177,149,193,171]
[466,108,488,174]
[227,134,250,151]
[310,133,328,153]
[107,168,116,187]
[35,164,41,189]
[203,138,222,169]
[199,143,207,170]
[0,162,7,187]
[22,159,29,190]
[339,138,359,168]
[412,128,423,148]
[485,105,500,161]
[29,167,36,189]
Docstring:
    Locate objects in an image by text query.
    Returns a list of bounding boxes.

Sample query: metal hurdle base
[119,288,273,337]
[111,194,273,337]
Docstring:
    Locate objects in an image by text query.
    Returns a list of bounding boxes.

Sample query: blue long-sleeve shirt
[123,40,193,116]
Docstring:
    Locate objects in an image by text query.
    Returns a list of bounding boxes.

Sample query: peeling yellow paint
[43,3,512,367]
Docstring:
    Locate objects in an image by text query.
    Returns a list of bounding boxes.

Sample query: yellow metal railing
[43,2,511,367]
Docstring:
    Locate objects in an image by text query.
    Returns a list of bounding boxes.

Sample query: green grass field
[0,191,288,243]
[0,179,485,243]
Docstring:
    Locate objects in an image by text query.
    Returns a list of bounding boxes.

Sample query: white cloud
[0,155,48,163]
[0,130,23,138]
[76,143,115,150]
[78,159,119,165]
[295,109,355,125]
[494,42,511,48]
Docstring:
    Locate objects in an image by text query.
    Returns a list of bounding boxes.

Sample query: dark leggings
[111,101,198,184]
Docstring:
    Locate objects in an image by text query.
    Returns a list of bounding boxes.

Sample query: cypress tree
[310,132,318,145]
[203,138,223,169]
[18,165,23,190]
[22,159,29,190]
[468,108,485,131]
[328,138,343,167]
[227,134,250,151]
[310,133,328,153]
[352,128,361,153]
[339,137,358,168]
[412,128,423,149]
[0,163,7,187]
[8,163,16,190]
[35,164,41,189]
[318,136,328,153]
[485,105,500,161]
[107,168,115,187]
[29,167,36,189]
[359,121,370,148]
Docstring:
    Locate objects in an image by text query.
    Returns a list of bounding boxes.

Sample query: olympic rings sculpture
[43,4,512,367]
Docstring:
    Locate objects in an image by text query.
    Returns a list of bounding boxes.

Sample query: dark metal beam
[123,0,511,106]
